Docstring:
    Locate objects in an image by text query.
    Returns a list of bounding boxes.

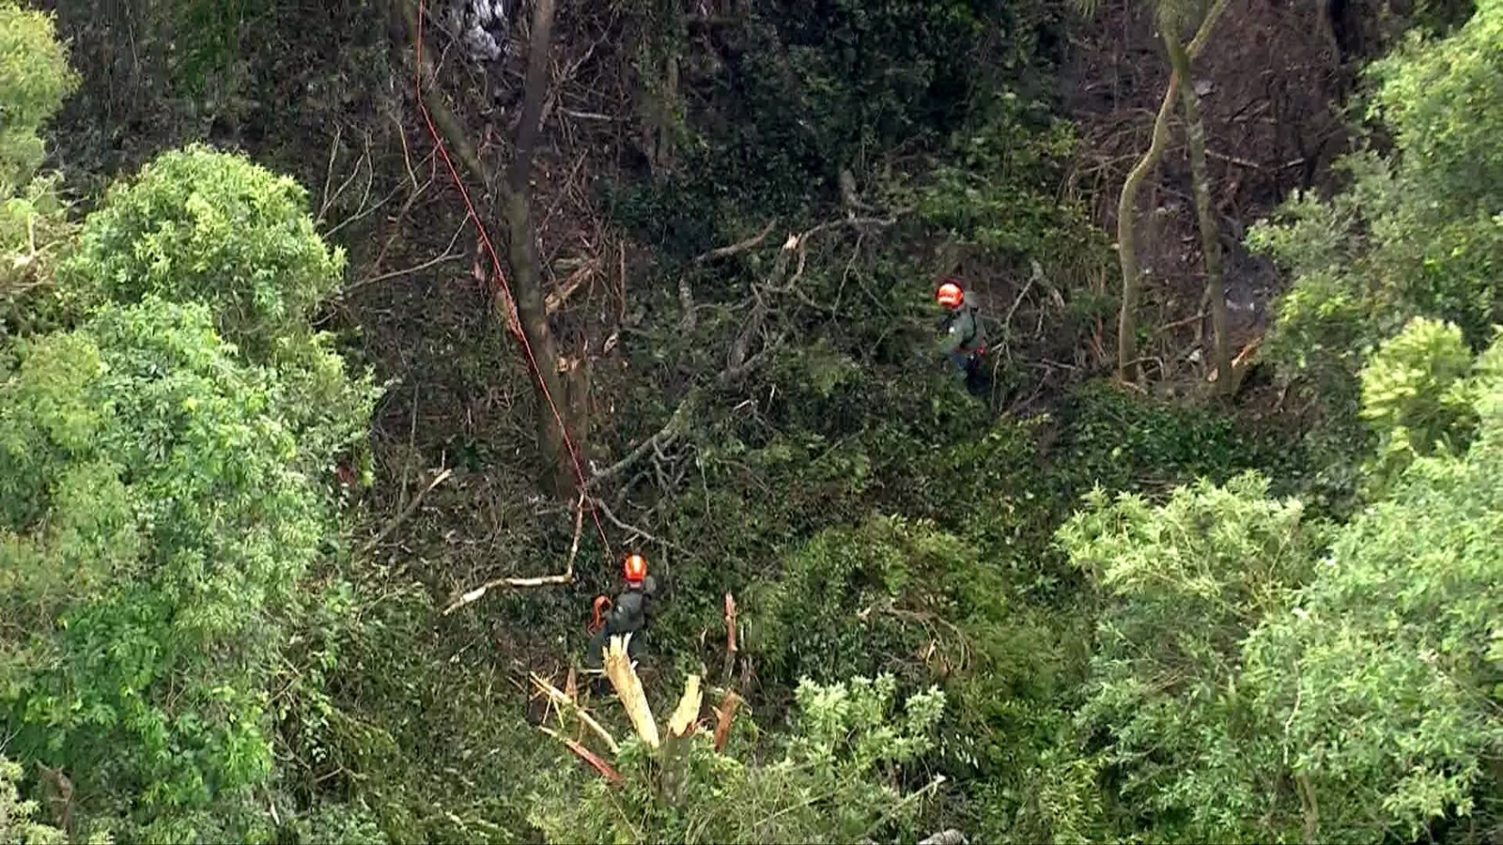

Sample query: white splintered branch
[441,492,585,615]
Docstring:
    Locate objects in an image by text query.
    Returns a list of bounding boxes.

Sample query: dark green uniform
[584,575,657,670]
[938,292,989,397]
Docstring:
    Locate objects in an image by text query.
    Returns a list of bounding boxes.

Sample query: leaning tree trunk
[1165,34,1233,393]
[1115,0,1231,383]
[394,0,582,498]
[502,0,579,498]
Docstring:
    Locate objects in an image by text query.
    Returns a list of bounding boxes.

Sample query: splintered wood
[604,634,660,748]
[666,674,702,739]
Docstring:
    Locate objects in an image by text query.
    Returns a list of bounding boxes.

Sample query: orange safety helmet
[623,553,648,585]
[936,279,965,310]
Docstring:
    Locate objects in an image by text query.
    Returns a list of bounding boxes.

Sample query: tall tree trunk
[1116,75,1182,383]
[1165,34,1233,393]
[394,0,582,498]
[502,0,580,498]
[1115,0,1230,383]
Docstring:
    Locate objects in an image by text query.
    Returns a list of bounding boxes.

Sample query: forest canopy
[2,0,1501,842]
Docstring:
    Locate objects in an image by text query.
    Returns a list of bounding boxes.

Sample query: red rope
[412,0,614,565]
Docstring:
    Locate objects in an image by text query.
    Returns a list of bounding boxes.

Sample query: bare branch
[342,220,468,295]
[586,395,698,491]
[691,219,778,265]
[529,672,620,754]
[360,468,453,556]
[442,494,585,614]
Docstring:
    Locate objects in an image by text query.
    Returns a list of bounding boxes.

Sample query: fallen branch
[538,726,623,785]
[691,219,778,265]
[544,260,595,316]
[1003,260,1045,330]
[586,394,698,491]
[590,496,686,555]
[441,493,585,614]
[360,468,453,556]
[529,672,620,754]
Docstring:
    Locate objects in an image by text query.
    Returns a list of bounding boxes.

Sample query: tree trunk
[1115,75,1182,383]
[1165,34,1233,394]
[501,0,579,497]
[391,0,584,498]
[1115,0,1231,383]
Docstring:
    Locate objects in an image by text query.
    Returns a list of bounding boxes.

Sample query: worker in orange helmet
[584,553,658,670]
[935,278,989,397]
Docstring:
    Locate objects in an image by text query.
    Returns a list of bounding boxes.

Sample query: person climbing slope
[936,278,990,398]
[584,553,657,671]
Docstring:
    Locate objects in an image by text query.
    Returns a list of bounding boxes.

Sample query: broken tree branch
[441,493,585,614]
[529,672,620,754]
[538,726,623,784]
[585,395,697,491]
[713,691,743,753]
[691,219,778,265]
[604,634,660,748]
[361,467,453,556]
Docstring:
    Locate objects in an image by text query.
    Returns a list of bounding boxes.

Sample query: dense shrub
[1249,0,1503,408]
[0,299,349,835]
[0,2,77,194]
[60,145,375,482]
[62,145,345,361]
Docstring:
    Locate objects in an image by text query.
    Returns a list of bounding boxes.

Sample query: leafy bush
[1250,0,1503,396]
[1358,316,1477,485]
[0,1,77,194]
[0,2,76,330]
[0,299,347,834]
[62,145,346,362]
[60,145,374,482]
[1241,341,1503,842]
[745,516,1001,688]
[1,756,66,845]
[1053,337,1503,841]
[531,675,945,844]
[1059,473,1324,842]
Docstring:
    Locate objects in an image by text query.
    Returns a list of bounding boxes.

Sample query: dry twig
[360,468,454,556]
[529,672,620,754]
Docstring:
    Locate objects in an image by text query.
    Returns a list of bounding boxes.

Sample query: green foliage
[61,145,374,481]
[0,756,65,845]
[1242,344,1503,842]
[1052,336,1503,841]
[610,0,1056,256]
[0,300,341,833]
[0,1,77,194]
[1060,474,1324,842]
[62,145,345,361]
[0,2,76,330]
[914,90,1104,266]
[745,516,1000,687]
[1358,316,1477,485]
[1250,0,1503,401]
[531,675,945,844]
